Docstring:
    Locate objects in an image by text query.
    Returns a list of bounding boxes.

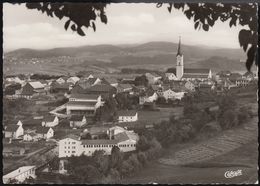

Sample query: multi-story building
[3,166,36,184]
[118,110,138,123]
[58,126,139,158]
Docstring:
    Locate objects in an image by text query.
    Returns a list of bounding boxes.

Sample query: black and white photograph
[2,2,258,184]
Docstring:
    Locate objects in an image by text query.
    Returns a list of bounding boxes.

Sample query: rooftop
[70,115,85,121]
[3,166,36,179]
[70,93,100,100]
[28,81,45,89]
[67,101,97,107]
[118,110,137,116]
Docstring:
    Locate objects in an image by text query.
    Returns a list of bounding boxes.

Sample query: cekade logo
[224,170,242,178]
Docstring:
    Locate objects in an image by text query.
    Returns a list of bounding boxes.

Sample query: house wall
[58,138,82,158]
[46,128,54,139]
[43,117,59,127]
[118,113,138,123]
[15,126,24,139]
[166,73,178,81]
[3,167,36,184]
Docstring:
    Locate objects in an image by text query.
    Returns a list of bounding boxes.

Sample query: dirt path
[158,116,258,166]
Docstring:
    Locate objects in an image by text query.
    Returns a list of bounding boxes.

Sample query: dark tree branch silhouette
[20,2,258,71]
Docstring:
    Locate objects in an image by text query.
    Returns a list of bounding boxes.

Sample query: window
[64,146,66,149]
[68,146,70,149]
[68,142,70,144]
[72,151,75,153]
[64,151,66,153]
[68,151,70,153]
[72,142,76,144]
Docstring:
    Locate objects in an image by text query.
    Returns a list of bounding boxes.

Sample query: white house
[70,115,87,128]
[42,115,59,127]
[23,132,38,142]
[56,77,68,84]
[5,121,24,139]
[58,127,139,158]
[139,92,158,105]
[36,127,54,139]
[145,73,162,84]
[67,76,80,85]
[162,88,185,100]
[3,166,36,184]
[118,110,138,123]
[184,81,196,91]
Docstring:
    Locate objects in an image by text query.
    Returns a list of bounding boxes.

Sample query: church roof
[184,68,210,74]
[166,68,176,74]
[182,74,209,78]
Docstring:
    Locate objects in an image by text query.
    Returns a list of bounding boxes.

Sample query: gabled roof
[36,126,51,134]
[182,74,209,78]
[67,101,97,107]
[63,134,80,141]
[114,132,129,142]
[86,126,109,135]
[3,166,36,180]
[57,76,69,81]
[5,125,20,132]
[70,93,100,100]
[43,115,56,122]
[67,76,80,82]
[28,81,45,89]
[118,110,137,116]
[118,84,132,89]
[87,84,115,93]
[70,115,85,121]
[101,77,118,85]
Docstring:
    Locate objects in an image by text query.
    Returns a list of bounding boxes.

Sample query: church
[165,37,212,81]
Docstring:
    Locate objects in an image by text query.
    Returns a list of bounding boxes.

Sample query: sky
[3,3,246,52]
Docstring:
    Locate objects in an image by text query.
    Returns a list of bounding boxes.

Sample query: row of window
[64,151,76,154]
[64,141,76,145]
[64,146,76,149]
[83,144,136,148]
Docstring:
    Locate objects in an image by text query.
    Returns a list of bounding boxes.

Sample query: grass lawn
[122,139,258,184]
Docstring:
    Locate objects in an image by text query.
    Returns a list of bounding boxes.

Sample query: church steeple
[176,36,182,56]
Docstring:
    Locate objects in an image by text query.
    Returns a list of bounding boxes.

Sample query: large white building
[165,37,212,81]
[118,110,138,123]
[66,94,102,115]
[58,126,139,158]
[3,166,36,184]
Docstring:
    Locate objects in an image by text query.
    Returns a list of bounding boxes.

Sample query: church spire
[176,36,182,56]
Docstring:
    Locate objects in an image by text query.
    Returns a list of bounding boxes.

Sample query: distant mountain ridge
[5,41,245,60]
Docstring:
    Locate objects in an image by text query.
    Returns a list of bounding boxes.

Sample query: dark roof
[36,126,51,134]
[70,115,85,121]
[118,110,137,116]
[77,81,92,89]
[118,84,132,89]
[184,68,210,74]
[166,68,176,74]
[82,139,118,145]
[182,74,209,78]
[101,77,118,85]
[5,125,19,132]
[243,71,254,77]
[87,77,99,85]
[87,84,115,93]
[114,132,129,141]
[67,101,97,107]
[70,93,100,100]
[22,119,42,126]
[51,82,70,89]
[43,115,56,122]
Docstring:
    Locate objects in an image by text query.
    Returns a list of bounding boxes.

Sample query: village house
[23,132,38,142]
[120,77,136,84]
[118,110,138,123]
[235,78,251,87]
[184,81,196,91]
[85,84,117,99]
[19,81,46,99]
[242,71,255,81]
[36,126,54,140]
[101,77,119,87]
[4,121,24,139]
[145,72,162,84]
[58,126,139,158]
[50,82,72,94]
[3,166,36,184]
[42,115,59,127]
[56,76,69,84]
[139,91,158,105]
[67,76,80,85]
[117,84,133,93]
[66,94,102,115]
[70,115,87,128]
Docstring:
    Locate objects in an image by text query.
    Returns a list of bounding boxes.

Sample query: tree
[134,75,149,87]
[92,150,109,174]
[22,3,257,71]
[110,146,124,170]
[219,109,239,129]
